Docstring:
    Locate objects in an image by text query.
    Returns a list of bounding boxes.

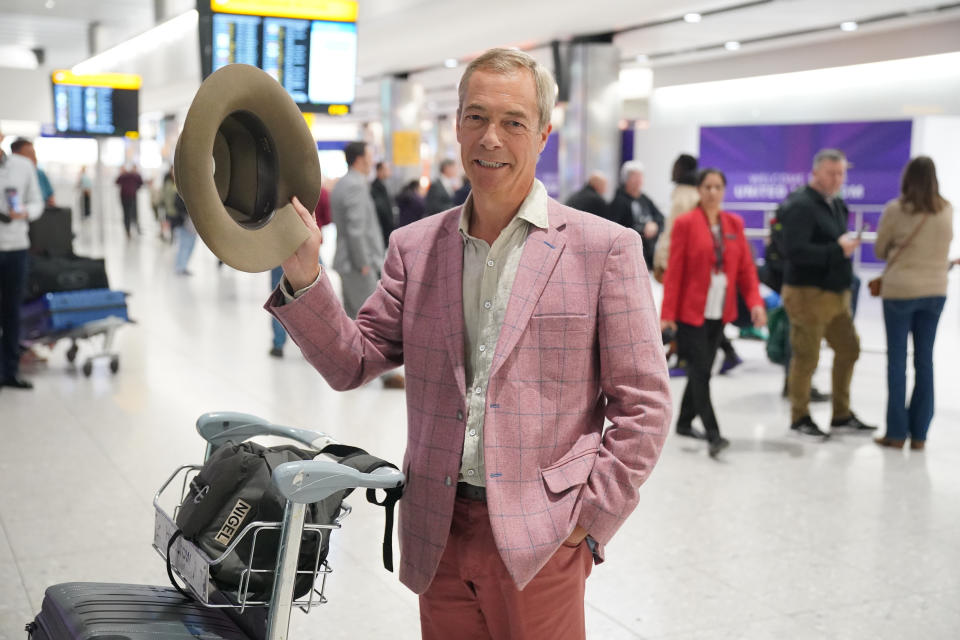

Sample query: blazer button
[456,410,464,421]
[444,476,452,486]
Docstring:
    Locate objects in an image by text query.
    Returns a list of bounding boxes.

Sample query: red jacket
[661,207,763,326]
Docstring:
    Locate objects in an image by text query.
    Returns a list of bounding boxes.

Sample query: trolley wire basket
[149,412,404,640]
[152,463,349,612]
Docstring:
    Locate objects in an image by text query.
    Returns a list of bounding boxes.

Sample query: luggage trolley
[26,412,405,640]
[20,288,133,376]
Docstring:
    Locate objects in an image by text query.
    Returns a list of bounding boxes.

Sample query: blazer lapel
[489,205,566,379]
[437,212,467,397]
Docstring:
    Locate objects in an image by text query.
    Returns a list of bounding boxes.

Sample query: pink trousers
[419,495,593,640]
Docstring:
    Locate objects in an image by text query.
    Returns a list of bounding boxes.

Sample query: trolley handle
[196,412,335,452]
[272,460,405,504]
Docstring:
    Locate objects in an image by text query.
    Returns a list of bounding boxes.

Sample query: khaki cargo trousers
[782,285,860,422]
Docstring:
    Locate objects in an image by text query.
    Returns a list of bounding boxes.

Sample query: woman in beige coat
[873,156,953,450]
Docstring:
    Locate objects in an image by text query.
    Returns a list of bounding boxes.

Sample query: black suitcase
[27,583,250,639]
[24,255,109,301]
[29,206,74,258]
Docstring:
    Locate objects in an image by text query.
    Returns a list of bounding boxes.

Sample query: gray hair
[458,48,556,132]
[813,149,847,169]
[620,160,645,184]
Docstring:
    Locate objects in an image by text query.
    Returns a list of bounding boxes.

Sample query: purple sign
[699,121,912,264]
[700,121,911,206]
[536,133,560,198]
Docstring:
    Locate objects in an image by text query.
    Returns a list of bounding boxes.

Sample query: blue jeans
[174,225,197,273]
[270,266,287,350]
[883,296,945,441]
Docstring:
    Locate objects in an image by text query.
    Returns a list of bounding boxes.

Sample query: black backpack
[169,193,188,229]
[760,204,788,294]
[167,440,402,602]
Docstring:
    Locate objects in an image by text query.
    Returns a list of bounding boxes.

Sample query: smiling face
[456,68,550,212]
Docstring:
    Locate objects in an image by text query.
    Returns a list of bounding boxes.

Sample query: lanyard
[702,210,725,273]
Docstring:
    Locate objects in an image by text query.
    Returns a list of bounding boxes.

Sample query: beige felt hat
[175,64,320,272]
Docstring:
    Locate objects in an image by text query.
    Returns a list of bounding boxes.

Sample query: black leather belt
[456,482,486,501]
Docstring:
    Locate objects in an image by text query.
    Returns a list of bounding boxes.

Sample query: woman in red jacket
[661,169,766,457]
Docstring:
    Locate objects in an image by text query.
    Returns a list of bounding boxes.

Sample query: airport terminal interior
[1,0,960,638]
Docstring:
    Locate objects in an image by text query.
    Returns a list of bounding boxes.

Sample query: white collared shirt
[457,180,548,487]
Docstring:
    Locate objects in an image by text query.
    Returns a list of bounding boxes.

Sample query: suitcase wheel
[82,361,93,377]
[110,356,120,374]
[66,343,78,363]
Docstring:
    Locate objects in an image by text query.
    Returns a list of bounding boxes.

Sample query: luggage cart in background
[20,289,132,376]
[26,412,405,640]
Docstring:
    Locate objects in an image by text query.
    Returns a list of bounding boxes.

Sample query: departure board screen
[51,82,139,138]
[199,1,357,114]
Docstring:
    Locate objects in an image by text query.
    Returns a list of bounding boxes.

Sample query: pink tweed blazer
[267,198,671,593]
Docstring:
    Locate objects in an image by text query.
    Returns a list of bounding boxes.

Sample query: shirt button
[469,429,477,437]
[486,259,495,267]
[483,301,492,310]
[474,385,482,394]
[466,469,475,476]
[478,345,486,352]
[456,410,464,420]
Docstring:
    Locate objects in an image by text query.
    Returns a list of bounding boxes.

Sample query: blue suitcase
[21,288,128,338]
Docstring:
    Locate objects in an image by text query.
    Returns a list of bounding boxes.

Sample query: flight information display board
[199,0,358,114]
[50,71,140,138]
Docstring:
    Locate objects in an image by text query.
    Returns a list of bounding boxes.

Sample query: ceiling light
[724,41,741,51]
[840,21,858,31]
[683,13,702,23]
[45,0,55,8]
[443,58,458,68]
[635,54,649,63]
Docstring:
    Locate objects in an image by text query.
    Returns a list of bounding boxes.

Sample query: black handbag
[168,440,402,602]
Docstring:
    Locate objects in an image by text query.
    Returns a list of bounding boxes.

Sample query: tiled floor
[1,205,958,639]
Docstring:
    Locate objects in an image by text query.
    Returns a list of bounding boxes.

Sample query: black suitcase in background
[29,206,74,258]
[24,255,109,301]
[27,583,250,639]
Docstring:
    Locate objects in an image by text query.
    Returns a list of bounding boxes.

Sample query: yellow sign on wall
[392,131,420,167]
[52,70,142,90]
[210,0,358,22]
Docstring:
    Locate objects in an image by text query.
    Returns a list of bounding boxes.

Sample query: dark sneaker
[269,347,284,358]
[810,386,831,403]
[790,415,829,438]
[676,425,707,440]
[718,354,743,375]
[708,437,730,458]
[831,413,877,431]
[2,377,34,390]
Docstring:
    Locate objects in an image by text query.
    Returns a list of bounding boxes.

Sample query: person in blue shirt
[11,138,54,206]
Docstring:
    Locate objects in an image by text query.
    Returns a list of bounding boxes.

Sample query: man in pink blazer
[267,48,670,639]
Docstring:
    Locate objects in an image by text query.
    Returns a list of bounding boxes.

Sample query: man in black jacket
[780,149,875,438]
[565,171,608,218]
[424,158,457,215]
[607,161,663,268]
[370,161,394,247]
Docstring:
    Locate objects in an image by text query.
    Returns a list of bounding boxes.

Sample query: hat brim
[175,64,320,273]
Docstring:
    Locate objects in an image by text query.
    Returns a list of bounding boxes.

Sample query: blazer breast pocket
[528,314,590,333]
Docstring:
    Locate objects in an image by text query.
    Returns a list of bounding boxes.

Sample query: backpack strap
[318,444,404,572]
